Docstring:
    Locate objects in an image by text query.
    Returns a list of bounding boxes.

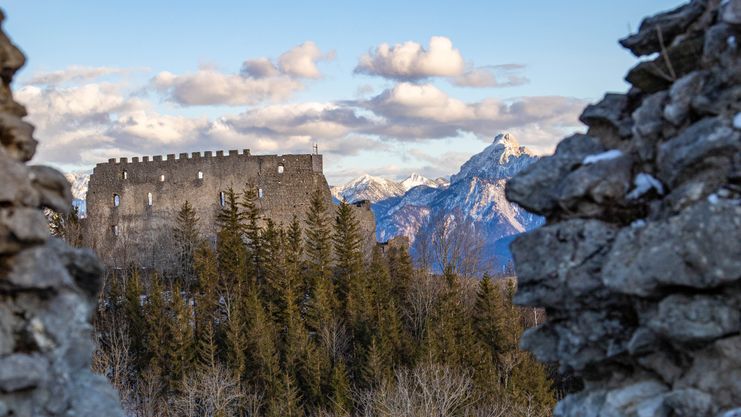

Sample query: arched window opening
[197,171,204,180]
[277,164,284,174]
[122,170,128,180]
[258,188,264,199]
[147,192,153,206]
[111,225,120,236]
[219,191,225,207]
[160,174,165,182]
[113,194,120,207]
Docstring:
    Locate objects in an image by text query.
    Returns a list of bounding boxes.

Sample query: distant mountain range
[331,133,543,272]
[330,173,449,204]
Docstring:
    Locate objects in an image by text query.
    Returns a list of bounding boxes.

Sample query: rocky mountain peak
[450,133,538,184]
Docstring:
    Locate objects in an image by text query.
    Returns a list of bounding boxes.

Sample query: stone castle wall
[506,1,740,416]
[86,150,375,267]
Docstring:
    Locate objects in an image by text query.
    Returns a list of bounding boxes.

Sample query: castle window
[197,171,204,180]
[219,191,225,207]
[112,225,120,236]
[147,192,153,206]
[160,174,165,182]
[113,194,120,207]
[122,170,128,180]
[258,188,264,199]
[277,164,284,174]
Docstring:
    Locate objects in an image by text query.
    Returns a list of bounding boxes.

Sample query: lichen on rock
[506,1,741,416]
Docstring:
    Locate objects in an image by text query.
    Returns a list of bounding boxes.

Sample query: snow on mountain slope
[401,173,448,191]
[374,133,542,272]
[450,133,538,183]
[64,171,90,217]
[331,174,406,203]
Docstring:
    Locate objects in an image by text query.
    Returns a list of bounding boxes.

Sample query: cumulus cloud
[23,65,145,86]
[151,70,303,106]
[153,41,333,106]
[355,37,528,88]
[277,41,335,79]
[240,58,281,78]
[16,60,582,179]
[356,82,585,140]
[451,64,529,88]
[355,36,464,81]
[16,80,383,166]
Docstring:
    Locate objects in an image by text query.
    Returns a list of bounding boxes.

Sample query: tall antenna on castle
[313,143,319,155]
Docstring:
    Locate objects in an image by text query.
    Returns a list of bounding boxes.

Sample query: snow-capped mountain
[64,171,90,217]
[331,174,406,203]
[373,133,542,272]
[331,173,448,203]
[401,173,449,191]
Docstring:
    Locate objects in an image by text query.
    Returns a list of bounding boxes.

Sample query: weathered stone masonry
[86,150,375,267]
[506,1,741,416]
[0,10,124,417]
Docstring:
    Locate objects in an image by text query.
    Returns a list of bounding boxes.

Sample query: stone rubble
[506,1,741,416]
[0,10,124,417]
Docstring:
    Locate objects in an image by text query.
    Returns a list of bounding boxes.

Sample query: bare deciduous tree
[171,364,250,417]
[414,210,486,278]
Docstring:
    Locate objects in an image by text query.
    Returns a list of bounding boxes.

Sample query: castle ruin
[85,150,376,268]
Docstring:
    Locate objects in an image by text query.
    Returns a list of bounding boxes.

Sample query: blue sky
[4,0,681,184]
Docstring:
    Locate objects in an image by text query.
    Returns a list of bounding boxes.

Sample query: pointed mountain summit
[450,133,537,184]
[374,133,542,272]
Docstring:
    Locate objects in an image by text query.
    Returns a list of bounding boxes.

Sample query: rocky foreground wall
[0,11,123,417]
[506,1,740,416]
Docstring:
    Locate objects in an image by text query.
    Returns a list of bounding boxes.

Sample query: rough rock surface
[0,10,124,417]
[506,1,741,416]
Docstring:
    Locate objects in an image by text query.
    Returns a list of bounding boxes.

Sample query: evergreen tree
[303,190,337,332]
[332,201,363,306]
[168,285,195,388]
[304,189,332,285]
[123,268,147,372]
[267,372,304,417]
[224,296,247,380]
[241,184,263,283]
[192,242,220,368]
[145,273,170,381]
[473,274,507,356]
[387,244,414,303]
[328,360,352,415]
[243,291,283,408]
[425,267,481,369]
[261,219,285,312]
[173,200,201,289]
[216,187,247,288]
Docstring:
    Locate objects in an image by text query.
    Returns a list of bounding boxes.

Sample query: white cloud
[451,65,529,88]
[278,41,335,79]
[151,69,303,106]
[152,41,333,106]
[240,58,281,78]
[359,83,586,141]
[355,37,529,89]
[355,36,464,81]
[16,61,582,179]
[23,65,145,86]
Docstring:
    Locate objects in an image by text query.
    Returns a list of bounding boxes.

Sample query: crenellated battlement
[101,148,257,165]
